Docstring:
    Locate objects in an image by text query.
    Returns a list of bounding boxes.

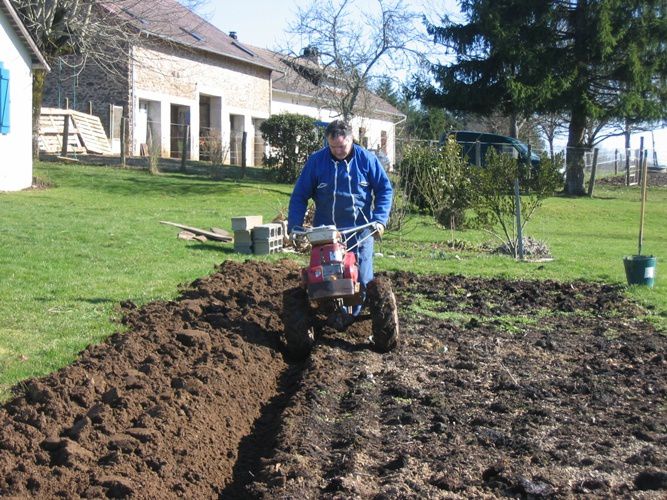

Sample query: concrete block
[231,216,263,231]
[233,230,253,244]
[252,234,283,247]
[253,223,283,240]
[253,240,282,255]
[234,242,253,255]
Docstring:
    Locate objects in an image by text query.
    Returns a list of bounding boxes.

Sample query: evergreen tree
[420,0,667,195]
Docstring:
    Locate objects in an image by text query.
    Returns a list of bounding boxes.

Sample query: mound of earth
[597,170,667,187]
[0,260,665,498]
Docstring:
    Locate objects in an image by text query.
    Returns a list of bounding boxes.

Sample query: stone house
[42,0,403,167]
[0,0,49,191]
[247,43,405,169]
[43,0,276,164]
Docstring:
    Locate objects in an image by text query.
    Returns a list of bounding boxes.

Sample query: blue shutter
[0,63,9,135]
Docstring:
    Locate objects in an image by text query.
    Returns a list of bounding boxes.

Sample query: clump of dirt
[1,261,665,499]
[597,170,667,187]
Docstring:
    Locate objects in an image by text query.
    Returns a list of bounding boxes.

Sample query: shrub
[399,138,473,229]
[471,150,564,258]
[385,173,413,232]
[260,114,322,183]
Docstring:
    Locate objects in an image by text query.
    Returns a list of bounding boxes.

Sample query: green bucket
[623,255,657,287]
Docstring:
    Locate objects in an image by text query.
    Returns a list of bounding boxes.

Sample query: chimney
[302,46,319,64]
[229,31,238,40]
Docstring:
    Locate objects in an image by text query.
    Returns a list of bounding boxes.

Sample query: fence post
[514,178,524,260]
[587,148,599,197]
[120,116,126,168]
[527,142,533,182]
[61,115,70,157]
[181,124,189,173]
[241,131,247,178]
[614,149,618,175]
[625,148,631,186]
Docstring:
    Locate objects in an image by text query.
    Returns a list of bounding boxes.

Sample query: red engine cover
[343,251,358,282]
[309,243,346,267]
[303,243,358,286]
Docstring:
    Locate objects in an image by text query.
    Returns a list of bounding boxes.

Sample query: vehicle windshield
[509,138,528,155]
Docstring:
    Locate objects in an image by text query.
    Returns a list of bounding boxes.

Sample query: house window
[0,63,9,135]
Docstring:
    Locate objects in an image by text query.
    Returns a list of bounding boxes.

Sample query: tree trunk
[509,112,519,139]
[565,104,587,195]
[32,69,47,160]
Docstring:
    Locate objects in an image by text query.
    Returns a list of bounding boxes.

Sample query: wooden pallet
[39,108,112,155]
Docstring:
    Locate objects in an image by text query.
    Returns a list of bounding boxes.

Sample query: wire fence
[394,137,663,187]
[129,122,267,166]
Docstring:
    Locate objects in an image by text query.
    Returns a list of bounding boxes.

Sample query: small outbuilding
[0,0,49,191]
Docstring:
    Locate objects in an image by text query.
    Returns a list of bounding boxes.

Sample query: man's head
[325,120,354,160]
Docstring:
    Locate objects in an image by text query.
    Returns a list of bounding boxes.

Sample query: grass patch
[408,297,543,333]
[0,160,665,397]
[0,162,292,397]
[409,301,474,324]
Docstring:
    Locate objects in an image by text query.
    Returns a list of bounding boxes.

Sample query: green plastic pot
[623,255,657,287]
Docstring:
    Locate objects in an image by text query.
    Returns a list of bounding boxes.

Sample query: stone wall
[42,53,130,139]
[132,44,271,114]
[42,40,272,157]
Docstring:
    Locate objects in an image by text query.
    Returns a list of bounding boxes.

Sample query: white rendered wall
[272,93,398,168]
[0,10,35,191]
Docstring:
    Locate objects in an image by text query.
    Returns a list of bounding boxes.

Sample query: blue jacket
[288,144,393,233]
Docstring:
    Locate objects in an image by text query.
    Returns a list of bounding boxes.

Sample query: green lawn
[0,161,664,397]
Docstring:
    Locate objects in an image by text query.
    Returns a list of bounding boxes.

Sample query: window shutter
[0,63,9,135]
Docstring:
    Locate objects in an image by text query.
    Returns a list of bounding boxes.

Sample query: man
[287,120,393,313]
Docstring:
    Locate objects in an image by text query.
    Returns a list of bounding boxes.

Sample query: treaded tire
[366,277,399,353]
[282,286,315,360]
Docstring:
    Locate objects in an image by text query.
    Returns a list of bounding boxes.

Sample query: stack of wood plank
[39,108,112,155]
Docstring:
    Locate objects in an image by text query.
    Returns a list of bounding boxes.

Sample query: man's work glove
[289,229,309,251]
[371,222,385,240]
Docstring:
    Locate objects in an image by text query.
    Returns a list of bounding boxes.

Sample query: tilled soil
[0,260,665,499]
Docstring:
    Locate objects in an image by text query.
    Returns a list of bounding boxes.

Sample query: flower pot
[623,255,657,287]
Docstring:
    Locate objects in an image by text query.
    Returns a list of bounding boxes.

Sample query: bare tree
[10,0,205,157]
[535,112,568,160]
[285,0,427,121]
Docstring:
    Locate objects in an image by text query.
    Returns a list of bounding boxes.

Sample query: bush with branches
[471,150,564,258]
[260,114,322,183]
[399,138,473,229]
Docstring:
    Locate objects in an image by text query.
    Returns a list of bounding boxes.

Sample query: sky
[207,0,302,49]
[204,1,666,161]
[205,0,449,50]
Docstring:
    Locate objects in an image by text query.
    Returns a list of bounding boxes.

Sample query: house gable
[0,0,49,71]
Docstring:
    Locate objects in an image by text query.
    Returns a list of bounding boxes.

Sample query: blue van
[442,130,541,169]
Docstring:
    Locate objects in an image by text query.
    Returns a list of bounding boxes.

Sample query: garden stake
[638,149,649,256]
